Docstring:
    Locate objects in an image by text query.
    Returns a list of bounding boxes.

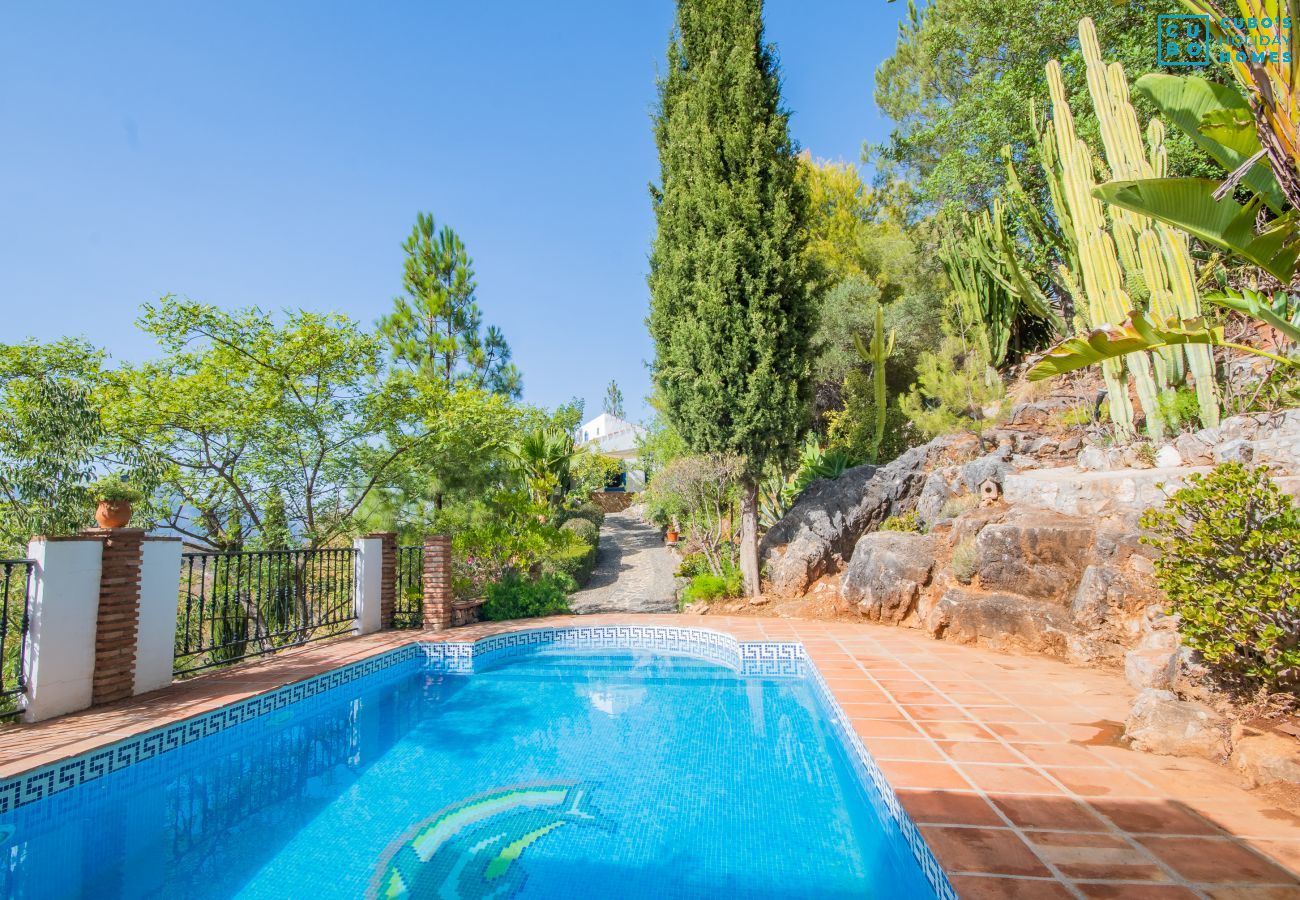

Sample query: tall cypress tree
[648,0,814,595]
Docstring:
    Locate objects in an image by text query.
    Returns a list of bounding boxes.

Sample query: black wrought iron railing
[393,545,423,628]
[175,548,356,675]
[0,559,34,718]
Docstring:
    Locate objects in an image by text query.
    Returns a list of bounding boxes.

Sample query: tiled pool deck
[2,615,1298,899]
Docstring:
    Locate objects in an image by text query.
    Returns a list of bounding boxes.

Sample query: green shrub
[560,517,599,548]
[1140,463,1300,694]
[675,552,711,578]
[950,536,979,584]
[1133,442,1157,467]
[543,532,598,587]
[1156,387,1203,433]
[565,502,605,529]
[879,511,924,533]
[482,572,573,622]
[89,475,144,503]
[682,564,743,603]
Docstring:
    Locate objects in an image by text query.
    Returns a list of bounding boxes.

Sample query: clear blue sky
[1,2,907,423]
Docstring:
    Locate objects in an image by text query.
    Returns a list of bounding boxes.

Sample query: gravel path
[568,510,678,614]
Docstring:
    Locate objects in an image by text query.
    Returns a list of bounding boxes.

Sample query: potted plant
[90,476,144,529]
[666,516,680,545]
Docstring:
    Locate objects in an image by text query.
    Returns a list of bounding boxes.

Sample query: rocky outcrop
[1230,731,1300,788]
[840,532,935,623]
[924,587,1072,655]
[759,437,967,597]
[973,509,1093,602]
[1125,689,1228,760]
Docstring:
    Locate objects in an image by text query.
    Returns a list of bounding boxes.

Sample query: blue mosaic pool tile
[0,626,954,899]
[0,643,422,815]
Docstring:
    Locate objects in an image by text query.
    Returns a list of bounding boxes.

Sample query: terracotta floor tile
[991,794,1108,831]
[1201,887,1300,899]
[919,825,1052,877]
[837,701,906,719]
[988,722,1070,742]
[1027,830,1170,881]
[959,763,1065,796]
[860,736,945,761]
[1075,885,1201,899]
[948,874,1075,899]
[1138,836,1300,884]
[919,719,999,741]
[903,704,968,720]
[1048,767,1161,799]
[876,759,971,790]
[850,717,922,739]
[896,788,1004,826]
[938,740,1026,765]
[1011,741,1108,768]
[1090,799,1226,836]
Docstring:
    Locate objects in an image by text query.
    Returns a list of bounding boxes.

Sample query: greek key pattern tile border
[0,625,952,898]
[0,644,422,815]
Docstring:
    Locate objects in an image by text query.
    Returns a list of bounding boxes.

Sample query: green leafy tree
[648,0,814,595]
[0,340,104,551]
[108,296,439,549]
[380,212,521,398]
[874,0,1221,218]
[603,380,625,418]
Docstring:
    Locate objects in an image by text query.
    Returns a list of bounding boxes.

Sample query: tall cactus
[1076,18,1220,429]
[1046,58,1152,440]
[854,305,895,464]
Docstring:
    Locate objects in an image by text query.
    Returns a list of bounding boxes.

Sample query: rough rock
[973,509,1094,602]
[1154,445,1183,469]
[916,470,954,528]
[961,445,1012,492]
[840,532,935,624]
[1003,466,1212,527]
[1125,689,1227,759]
[924,587,1072,655]
[1125,648,1179,691]
[1214,438,1254,464]
[760,438,957,598]
[1230,732,1300,788]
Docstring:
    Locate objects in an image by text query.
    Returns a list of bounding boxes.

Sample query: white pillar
[353,537,383,635]
[134,538,182,695]
[23,537,103,722]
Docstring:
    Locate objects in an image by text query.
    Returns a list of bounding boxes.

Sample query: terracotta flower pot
[95,500,133,529]
[665,530,678,544]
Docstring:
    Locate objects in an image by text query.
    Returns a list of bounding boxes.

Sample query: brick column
[422,534,453,631]
[84,527,145,706]
[371,532,396,628]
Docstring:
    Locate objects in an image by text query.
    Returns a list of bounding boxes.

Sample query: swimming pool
[0,627,952,899]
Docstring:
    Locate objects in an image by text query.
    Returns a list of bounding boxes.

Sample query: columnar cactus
[1077,18,1220,429]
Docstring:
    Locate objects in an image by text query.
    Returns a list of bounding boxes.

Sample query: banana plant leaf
[1028,311,1225,380]
[1028,309,1299,381]
[1095,178,1300,283]
[1134,74,1286,213]
[1206,287,1300,343]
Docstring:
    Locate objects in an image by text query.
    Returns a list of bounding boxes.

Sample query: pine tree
[380,212,521,398]
[603,380,625,418]
[648,0,814,595]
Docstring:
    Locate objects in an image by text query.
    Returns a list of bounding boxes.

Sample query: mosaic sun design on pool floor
[369,782,604,900]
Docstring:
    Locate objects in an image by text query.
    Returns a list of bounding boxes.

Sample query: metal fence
[175,548,356,675]
[393,545,423,628]
[0,559,34,717]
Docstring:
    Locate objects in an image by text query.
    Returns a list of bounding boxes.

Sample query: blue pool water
[1,648,937,898]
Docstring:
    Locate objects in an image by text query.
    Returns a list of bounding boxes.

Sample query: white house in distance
[575,413,648,492]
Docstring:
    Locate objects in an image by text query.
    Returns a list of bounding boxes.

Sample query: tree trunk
[739,479,760,598]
